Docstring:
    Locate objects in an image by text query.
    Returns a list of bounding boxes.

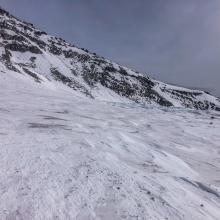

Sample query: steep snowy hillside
[0,7,220,111]
[1,63,220,220]
[0,6,220,220]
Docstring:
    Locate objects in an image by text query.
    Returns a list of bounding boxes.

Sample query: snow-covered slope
[0,7,220,220]
[1,63,220,220]
[0,7,220,111]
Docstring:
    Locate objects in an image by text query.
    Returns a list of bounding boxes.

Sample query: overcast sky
[1,0,220,96]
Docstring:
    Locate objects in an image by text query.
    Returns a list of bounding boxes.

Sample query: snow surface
[0,70,220,220]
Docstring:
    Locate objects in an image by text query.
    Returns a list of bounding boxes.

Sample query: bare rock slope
[0,7,219,111]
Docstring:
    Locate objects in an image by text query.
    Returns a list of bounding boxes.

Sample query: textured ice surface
[0,72,220,220]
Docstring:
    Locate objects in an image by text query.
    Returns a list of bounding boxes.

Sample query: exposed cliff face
[0,7,219,111]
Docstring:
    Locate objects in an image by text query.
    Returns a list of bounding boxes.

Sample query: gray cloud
[0,0,220,96]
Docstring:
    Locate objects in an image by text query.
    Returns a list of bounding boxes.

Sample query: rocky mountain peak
[0,7,219,111]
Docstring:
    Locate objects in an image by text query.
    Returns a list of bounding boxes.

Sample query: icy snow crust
[1,7,220,219]
[0,71,220,220]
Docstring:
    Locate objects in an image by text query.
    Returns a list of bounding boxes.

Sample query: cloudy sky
[1,0,220,96]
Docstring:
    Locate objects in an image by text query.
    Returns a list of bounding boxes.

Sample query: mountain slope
[1,61,220,220]
[0,7,220,111]
[1,7,220,220]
